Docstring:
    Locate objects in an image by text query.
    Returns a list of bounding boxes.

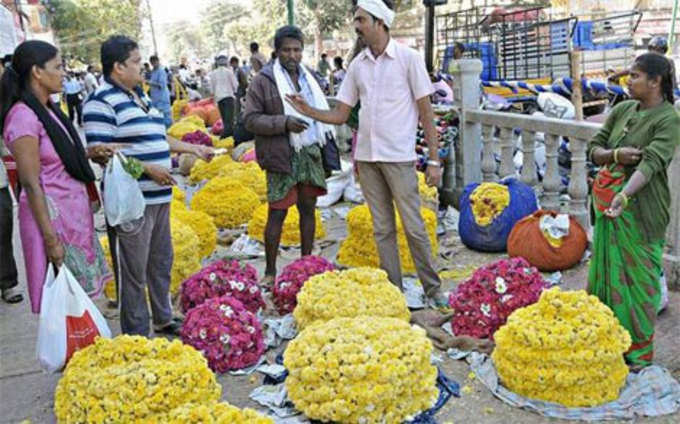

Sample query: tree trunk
[314,9,323,66]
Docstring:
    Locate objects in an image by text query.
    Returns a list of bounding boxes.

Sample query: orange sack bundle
[507,210,587,272]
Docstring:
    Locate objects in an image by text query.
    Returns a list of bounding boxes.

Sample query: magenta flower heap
[181,296,265,373]
[179,259,263,314]
[181,129,213,146]
[448,257,547,340]
[273,256,335,315]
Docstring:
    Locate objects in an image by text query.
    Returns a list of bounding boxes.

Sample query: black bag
[233,112,254,145]
[322,132,341,173]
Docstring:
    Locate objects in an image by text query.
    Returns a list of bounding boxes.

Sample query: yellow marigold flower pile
[247,203,326,246]
[168,116,206,140]
[492,287,632,407]
[100,236,116,301]
[469,182,510,226]
[191,178,261,228]
[213,136,235,150]
[284,316,438,423]
[171,207,217,259]
[337,205,437,273]
[171,217,202,294]
[151,401,273,423]
[54,336,221,423]
[293,267,410,329]
[173,186,186,203]
[418,172,438,209]
[218,161,267,201]
[189,155,234,183]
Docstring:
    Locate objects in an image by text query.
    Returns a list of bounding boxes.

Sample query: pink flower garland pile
[448,257,547,340]
[180,296,265,373]
[179,259,263,314]
[181,130,213,146]
[273,256,335,315]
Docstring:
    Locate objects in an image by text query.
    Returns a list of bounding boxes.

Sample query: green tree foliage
[221,0,288,57]
[164,19,209,63]
[49,0,145,65]
[198,0,250,56]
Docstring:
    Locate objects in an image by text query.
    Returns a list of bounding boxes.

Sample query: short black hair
[230,56,239,64]
[150,55,159,63]
[101,35,138,77]
[87,65,94,72]
[250,42,259,52]
[274,25,304,51]
[454,42,466,53]
[321,53,327,58]
[334,56,343,67]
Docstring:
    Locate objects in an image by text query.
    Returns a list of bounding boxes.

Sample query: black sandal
[1,288,23,304]
[154,320,182,336]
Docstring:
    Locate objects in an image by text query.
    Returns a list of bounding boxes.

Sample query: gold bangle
[618,192,629,208]
[613,148,620,164]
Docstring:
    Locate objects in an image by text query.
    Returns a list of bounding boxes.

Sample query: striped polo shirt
[83,78,172,205]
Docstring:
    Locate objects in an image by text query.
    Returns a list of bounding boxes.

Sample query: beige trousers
[357,161,441,296]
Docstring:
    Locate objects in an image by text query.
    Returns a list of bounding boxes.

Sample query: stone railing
[464,109,600,229]
[443,59,680,287]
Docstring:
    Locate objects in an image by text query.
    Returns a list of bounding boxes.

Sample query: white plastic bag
[36,265,111,373]
[317,160,352,208]
[343,172,364,203]
[103,152,145,227]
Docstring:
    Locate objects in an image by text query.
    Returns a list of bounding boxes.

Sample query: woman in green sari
[587,53,680,369]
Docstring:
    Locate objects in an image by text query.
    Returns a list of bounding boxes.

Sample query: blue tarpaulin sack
[458,178,538,252]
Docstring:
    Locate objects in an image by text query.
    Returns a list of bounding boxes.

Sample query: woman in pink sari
[1,41,114,313]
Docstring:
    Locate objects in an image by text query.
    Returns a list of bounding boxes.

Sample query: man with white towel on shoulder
[244,25,335,287]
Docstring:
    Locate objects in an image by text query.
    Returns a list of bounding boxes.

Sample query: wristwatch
[426,160,440,167]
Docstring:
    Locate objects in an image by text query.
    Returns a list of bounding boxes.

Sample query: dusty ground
[1,198,678,424]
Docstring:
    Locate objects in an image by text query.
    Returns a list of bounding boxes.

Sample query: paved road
[1,201,678,423]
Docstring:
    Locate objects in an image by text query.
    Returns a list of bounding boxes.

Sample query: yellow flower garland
[469,182,510,226]
[171,99,188,122]
[337,205,437,273]
[284,316,438,424]
[191,178,261,228]
[189,155,234,184]
[492,287,631,407]
[247,203,326,246]
[100,236,116,301]
[170,217,202,294]
[293,267,410,329]
[218,161,267,201]
[54,336,221,423]
[418,172,438,210]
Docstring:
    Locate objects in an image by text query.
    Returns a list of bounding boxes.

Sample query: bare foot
[259,274,275,289]
[411,310,494,354]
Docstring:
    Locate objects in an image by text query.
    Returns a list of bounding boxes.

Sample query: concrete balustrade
[445,59,680,287]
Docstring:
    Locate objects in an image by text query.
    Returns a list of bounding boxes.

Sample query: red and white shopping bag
[36,265,111,373]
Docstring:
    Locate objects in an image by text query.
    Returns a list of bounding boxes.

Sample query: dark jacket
[244,63,292,174]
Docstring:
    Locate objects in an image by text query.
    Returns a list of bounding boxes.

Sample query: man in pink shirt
[286,0,447,307]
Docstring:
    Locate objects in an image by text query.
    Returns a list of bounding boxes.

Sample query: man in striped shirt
[84,35,212,337]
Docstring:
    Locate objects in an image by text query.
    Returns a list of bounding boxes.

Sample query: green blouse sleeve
[636,110,680,180]
[587,103,621,159]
